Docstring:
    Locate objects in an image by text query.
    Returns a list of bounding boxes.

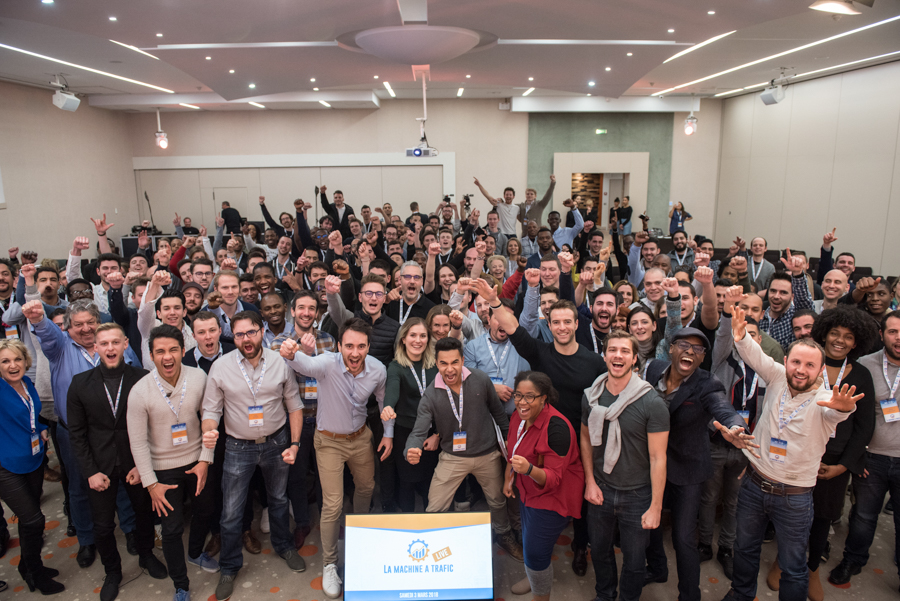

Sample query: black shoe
[821,540,831,563]
[125,531,139,556]
[100,572,122,601]
[40,566,59,579]
[76,544,96,568]
[718,547,734,580]
[0,529,9,559]
[763,522,776,543]
[885,500,894,515]
[643,571,668,586]
[65,523,76,537]
[698,543,713,563]
[572,546,588,577]
[139,553,168,580]
[0,580,6,593]
[828,560,862,585]
[23,570,65,595]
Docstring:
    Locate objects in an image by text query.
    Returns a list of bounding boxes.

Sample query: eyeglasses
[69,289,93,298]
[361,290,386,300]
[513,392,543,404]
[193,271,213,278]
[315,232,329,239]
[401,274,423,282]
[674,340,706,355]
[233,328,261,340]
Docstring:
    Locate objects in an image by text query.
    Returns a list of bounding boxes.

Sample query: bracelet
[291,441,300,447]
[490,302,502,309]
[525,463,534,476]
[451,324,461,330]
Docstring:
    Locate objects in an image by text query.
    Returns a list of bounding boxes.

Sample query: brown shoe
[808,568,824,601]
[43,466,61,483]
[205,533,221,557]
[294,524,312,550]
[243,530,261,555]
[496,530,524,562]
[767,559,781,591]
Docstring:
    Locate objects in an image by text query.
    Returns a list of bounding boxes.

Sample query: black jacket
[645,359,746,485]
[354,309,399,366]
[182,341,237,374]
[320,192,355,239]
[108,287,142,358]
[67,364,149,477]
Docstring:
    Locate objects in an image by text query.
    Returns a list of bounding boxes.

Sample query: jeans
[842,452,900,572]
[0,465,46,577]
[587,483,652,601]
[620,220,632,235]
[56,424,135,546]
[521,503,568,571]
[87,465,155,574]
[646,481,704,601]
[156,462,215,591]
[731,474,814,601]
[287,415,318,528]
[699,445,747,550]
[219,427,292,575]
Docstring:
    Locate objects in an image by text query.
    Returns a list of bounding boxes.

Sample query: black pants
[0,465,45,577]
[367,399,397,511]
[86,465,156,574]
[44,419,71,509]
[209,423,262,534]
[156,462,215,591]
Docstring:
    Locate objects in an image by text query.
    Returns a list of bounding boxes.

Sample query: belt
[233,424,286,445]
[748,465,813,496]
[318,424,367,441]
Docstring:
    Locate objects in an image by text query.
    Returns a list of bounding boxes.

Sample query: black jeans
[288,415,319,527]
[0,465,46,577]
[156,462,215,591]
[86,465,156,574]
[646,481,705,601]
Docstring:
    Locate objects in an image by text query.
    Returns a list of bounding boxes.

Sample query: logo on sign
[407,539,429,562]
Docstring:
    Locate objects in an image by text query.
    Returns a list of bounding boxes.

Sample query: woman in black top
[380,318,440,512]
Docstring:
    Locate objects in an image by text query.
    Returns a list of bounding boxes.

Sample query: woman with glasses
[0,339,64,594]
[503,371,583,601]
[380,318,440,512]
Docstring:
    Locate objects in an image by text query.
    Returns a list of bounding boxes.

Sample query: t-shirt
[495,202,519,237]
[581,388,669,490]
[859,350,900,458]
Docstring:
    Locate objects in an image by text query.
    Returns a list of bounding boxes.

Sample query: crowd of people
[0,177,896,601]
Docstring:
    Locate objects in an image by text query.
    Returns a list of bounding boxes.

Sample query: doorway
[571,173,602,224]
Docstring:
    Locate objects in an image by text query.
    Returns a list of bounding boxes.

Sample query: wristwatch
[291,441,300,447]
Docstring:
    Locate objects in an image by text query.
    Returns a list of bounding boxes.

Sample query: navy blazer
[645,359,746,486]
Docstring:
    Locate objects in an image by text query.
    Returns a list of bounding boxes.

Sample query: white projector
[759,85,785,106]
[406,147,438,157]
[52,90,81,112]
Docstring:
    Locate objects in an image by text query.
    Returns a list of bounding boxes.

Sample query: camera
[463,194,471,210]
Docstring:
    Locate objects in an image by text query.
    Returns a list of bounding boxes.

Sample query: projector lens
[413,148,422,156]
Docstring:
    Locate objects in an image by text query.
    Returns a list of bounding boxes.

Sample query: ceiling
[0,0,898,111]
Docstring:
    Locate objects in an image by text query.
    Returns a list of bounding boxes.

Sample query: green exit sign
[595,129,607,134]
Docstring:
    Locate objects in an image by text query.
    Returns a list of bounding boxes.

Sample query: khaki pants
[314,427,375,565]
[427,449,511,534]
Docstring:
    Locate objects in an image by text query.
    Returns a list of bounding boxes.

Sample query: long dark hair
[513,371,559,406]
[626,304,662,358]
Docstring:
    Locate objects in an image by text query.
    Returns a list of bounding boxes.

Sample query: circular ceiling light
[339,25,497,64]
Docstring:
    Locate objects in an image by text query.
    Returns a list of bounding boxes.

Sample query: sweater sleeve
[385,362,402,410]
[405,392,436,456]
[126,387,158,487]
[735,331,784,387]
[838,370,876,475]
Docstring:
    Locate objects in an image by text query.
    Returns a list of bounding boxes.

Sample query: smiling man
[136,271,196,370]
[385,261,435,325]
[816,269,850,313]
[260,292,292,348]
[577,287,618,354]
[205,271,259,341]
[762,255,815,351]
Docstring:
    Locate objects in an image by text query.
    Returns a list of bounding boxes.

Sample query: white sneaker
[323,564,342,599]
[260,508,270,534]
[454,501,470,512]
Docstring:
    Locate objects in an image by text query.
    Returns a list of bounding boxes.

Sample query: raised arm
[694,266,719,330]
[68,236,89,283]
[258,196,283,233]
[732,305,784,384]
[534,175,556,217]
[90,214,114,255]
[473,177,499,207]
[519,270,542,337]
[781,249,813,310]
[424,243,439,295]
[324,275,354,329]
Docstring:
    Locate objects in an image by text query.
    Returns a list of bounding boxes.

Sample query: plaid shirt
[271,328,337,410]
[760,274,813,351]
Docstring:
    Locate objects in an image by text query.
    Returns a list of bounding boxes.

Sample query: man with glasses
[643,328,754,601]
[191,259,215,292]
[385,261,434,325]
[201,311,306,600]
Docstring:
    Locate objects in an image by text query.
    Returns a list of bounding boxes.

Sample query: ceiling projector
[52,90,81,112]
[406,146,438,157]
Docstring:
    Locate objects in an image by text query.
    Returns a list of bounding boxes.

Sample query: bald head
[738,293,764,322]
[821,269,849,302]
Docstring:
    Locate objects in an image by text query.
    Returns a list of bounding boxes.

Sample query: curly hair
[811,305,879,361]
[513,371,559,407]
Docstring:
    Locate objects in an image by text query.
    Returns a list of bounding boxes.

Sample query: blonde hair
[394,317,435,369]
[0,339,33,371]
[487,255,508,274]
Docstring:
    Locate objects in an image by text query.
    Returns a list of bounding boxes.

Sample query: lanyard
[16,386,36,434]
[674,251,688,266]
[275,257,289,279]
[486,335,510,377]
[313,314,325,330]
[104,377,124,417]
[399,297,416,325]
[590,326,601,354]
[751,259,763,282]
[152,370,186,420]
[884,354,900,399]
[509,419,528,460]
[410,365,427,396]
[822,357,847,391]
[778,389,812,433]
[446,385,464,431]
[737,359,759,410]
[80,348,100,368]
[237,353,267,401]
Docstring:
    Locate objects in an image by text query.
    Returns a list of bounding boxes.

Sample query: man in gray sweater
[405,337,523,561]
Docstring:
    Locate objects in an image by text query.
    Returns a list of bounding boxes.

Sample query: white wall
[715,61,900,275]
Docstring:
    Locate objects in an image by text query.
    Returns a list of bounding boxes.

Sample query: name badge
[490,377,504,386]
[171,423,188,446]
[249,406,264,428]
[305,377,318,400]
[769,437,787,464]
[5,326,18,340]
[737,410,750,425]
[881,399,900,422]
[452,431,467,452]
[31,433,40,456]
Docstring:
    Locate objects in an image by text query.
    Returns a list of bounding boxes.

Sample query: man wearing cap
[643,327,756,601]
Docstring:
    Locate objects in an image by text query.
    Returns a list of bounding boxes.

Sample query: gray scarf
[586,373,653,473]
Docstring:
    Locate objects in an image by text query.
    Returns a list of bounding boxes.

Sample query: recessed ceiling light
[668,28,675,33]
[156,33,163,37]
[522,87,535,96]
[605,67,611,71]
[109,16,117,21]
[457,87,464,97]
[373,75,379,79]
[41,0,53,4]
[179,103,200,109]
[319,100,331,108]
[248,83,256,89]
[110,39,159,59]
[627,53,633,56]
[528,77,534,81]
[205,56,211,60]
[229,69,234,73]
[466,74,471,78]
[708,10,716,15]
[587,93,592,96]
[588,81,596,86]
[248,101,265,108]
[664,30,736,63]
[809,0,861,15]
[383,81,395,97]
[310,78,316,82]
[313,87,319,91]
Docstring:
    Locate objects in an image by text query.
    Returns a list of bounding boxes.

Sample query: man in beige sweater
[127,324,217,601]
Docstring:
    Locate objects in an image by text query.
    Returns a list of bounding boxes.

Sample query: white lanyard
[410,365,427,396]
[883,354,900,399]
[486,335,510,377]
[80,348,100,368]
[509,419,528,460]
[674,251,688,266]
[237,353,267,401]
[446,385,464,431]
[17,386,36,434]
[313,313,325,330]
[751,259,763,282]
[778,389,812,433]
[103,376,124,417]
[275,257,289,279]
[822,357,847,391]
[152,370,186,420]
[737,359,759,410]
[399,296,416,325]
[590,326,601,354]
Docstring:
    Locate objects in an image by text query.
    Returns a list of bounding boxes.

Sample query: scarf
[586,373,653,473]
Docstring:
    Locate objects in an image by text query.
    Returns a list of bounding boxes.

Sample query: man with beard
[24,299,141,569]
[815,269,849,313]
[0,260,15,330]
[280,318,388,599]
[791,309,817,341]
[514,252,574,317]
[22,265,66,315]
[520,220,540,258]
[258,196,296,240]
[325,273,399,365]
[205,271,259,341]
[201,311,305,600]
[319,185,356,239]
[239,275,259,306]
[182,282,205,318]
[577,287,617,354]
[524,228,557,270]
[385,262,435,325]
[761,251,814,351]
[260,292,293,348]
[137,271,196,369]
[643,329,754,601]
[627,231,661,288]
[748,237,776,295]
[190,259,215,293]
[271,236,295,282]
[68,323,167,601]
[720,307,862,601]
[668,230,695,270]
[736,293,785,364]
[480,278,606,579]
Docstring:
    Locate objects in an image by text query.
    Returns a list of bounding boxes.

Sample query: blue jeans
[842,452,900,572]
[287,416,318,528]
[731,474,813,601]
[646,481,704,601]
[56,424,135,546]
[620,220,632,235]
[520,503,568,571]
[219,427,292,574]
[587,483,652,601]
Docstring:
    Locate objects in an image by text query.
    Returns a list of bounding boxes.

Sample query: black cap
[671,327,711,352]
